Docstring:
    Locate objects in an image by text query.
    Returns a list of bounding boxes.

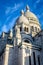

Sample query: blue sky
[0,0,43,34]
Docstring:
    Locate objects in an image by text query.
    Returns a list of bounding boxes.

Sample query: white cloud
[2,25,8,32]
[5,3,23,15]
[1,8,18,33]
[2,3,23,33]
[5,3,23,24]
[41,13,43,16]
[37,14,41,18]
[36,0,40,3]
[37,13,43,19]
[34,0,40,8]
[1,16,18,32]
[9,16,18,28]
[6,15,11,22]
[5,7,11,14]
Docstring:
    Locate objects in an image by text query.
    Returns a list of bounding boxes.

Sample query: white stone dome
[24,5,40,25]
[25,11,37,19]
[16,10,29,25]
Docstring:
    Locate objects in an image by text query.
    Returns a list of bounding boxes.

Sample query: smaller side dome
[16,10,29,25]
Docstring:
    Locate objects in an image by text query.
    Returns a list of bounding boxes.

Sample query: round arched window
[24,27,28,32]
[35,27,37,32]
[31,26,34,31]
[24,39,30,43]
[24,27,26,31]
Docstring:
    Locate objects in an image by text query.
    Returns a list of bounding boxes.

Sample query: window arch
[38,28,40,32]
[20,27,22,32]
[24,39,30,43]
[31,26,34,31]
[35,27,37,32]
[24,27,28,32]
[27,28,28,32]
[24,27,26,31]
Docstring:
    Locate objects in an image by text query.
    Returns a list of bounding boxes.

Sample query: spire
[10,29,13,38]
[26,5,30,11]
[20,9,24,15]
[2,32,5,38]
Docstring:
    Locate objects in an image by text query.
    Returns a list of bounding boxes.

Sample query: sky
[0,0,43,34]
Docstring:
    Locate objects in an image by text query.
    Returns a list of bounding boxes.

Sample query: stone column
[4,45,10,65]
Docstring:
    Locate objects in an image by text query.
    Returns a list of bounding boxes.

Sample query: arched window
[38,28,40,32]
[35,27,37,32]
[27,28,28,32]
[24,39,29,43]
[24,27,26,31]
[31,26,34,31]
[20,27,22,32]
[24,27,28,32]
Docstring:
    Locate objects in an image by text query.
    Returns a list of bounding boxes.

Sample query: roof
[16,15,29,25]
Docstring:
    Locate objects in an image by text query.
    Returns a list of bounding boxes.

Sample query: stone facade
[0,5,43,65]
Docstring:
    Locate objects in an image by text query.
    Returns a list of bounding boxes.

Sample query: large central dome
[24,5,40,25]
[25,11,38,20]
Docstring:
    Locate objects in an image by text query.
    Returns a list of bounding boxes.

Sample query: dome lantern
[20,10,24,15]
[26,5,30,11]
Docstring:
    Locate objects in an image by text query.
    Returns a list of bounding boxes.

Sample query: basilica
[0,5,43,65]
